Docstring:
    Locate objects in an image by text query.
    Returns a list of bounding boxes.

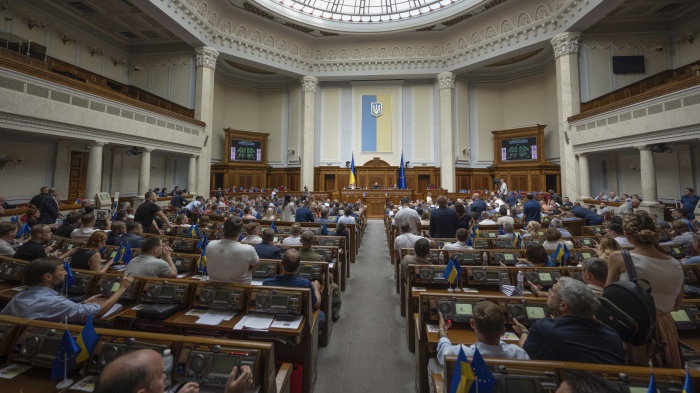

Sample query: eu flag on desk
[270,221,276,232]
[320,224,329,236]
[63,260,74,289]
[15,223,30,238]
[398,151,406,190]
[10,214,18,223]
[75,314,99,364]
[114,243,125,264]
[512,233,521,249]
[449,346,476,393]
[442,258,458,284]
[470,347,496,393]
[647,372,657,393]
[683,370,695,393]
[122,243,133,264]
[51,330,80,380]
[498,226,505,235]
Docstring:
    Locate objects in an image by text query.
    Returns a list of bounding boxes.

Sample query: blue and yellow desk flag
[76,314,99,364]
[449,346,476,393]
[51,330,80,380]
[442,258,458,285]
[349,154,357,186]
[683,370,695,393]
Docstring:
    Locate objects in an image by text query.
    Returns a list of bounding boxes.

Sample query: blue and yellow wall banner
[361,94,392,152]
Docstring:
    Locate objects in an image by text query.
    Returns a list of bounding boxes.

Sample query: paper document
[242,313,274,330]
[194,310,234,326]
[425,324,439,333]
[70,375,99,391]
[270,315,303,330]
[412,287,426,292]
[0,364,31,379]
[501,332,519,341]
[499,285,523,297]
[102,303,123,318]
[176,273,189,278]
[250,280,263,286]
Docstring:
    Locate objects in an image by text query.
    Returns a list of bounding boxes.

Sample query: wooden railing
[0,47,204,126]
[571,60,700,121]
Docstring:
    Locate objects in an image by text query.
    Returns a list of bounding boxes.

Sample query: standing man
[429,196,459,238]
[522,193,542,224]
[39,188,62,224]
[134,192,171,234]
[207,216,260,284]
[170,190,188,211]
[28,186,50,208]
[295,200,315,223]
[469,193,488,218]
[681,188,700,220]
[499,178,508,195]
[394,197,421,235]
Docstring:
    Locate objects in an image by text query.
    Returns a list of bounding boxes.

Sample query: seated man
[497,222,517,239]
[299,230,324,261]
[400,238,432,281]
[607,223,632,248]
[478,211,496,225]
[14,224,75,261]
[282,224,303,245]
[1,257,133,322]
[0,221,18,256]
[94,349,253,393]
[580,257,607,297]
[114,222,143,248]
[241,207,257,221]
[427,301,529,393]
[594,192,607,202]
[617,198,640,215]
[511,277,625,364]
[207,216,259,284]
[264,249,324,328]
[55,211,81,238]
[496,206,514,226]
[253,228,283,259]
[71,213,98,242]
[124,237,177,278]
[550,218,573,237]
[106,221,126,246]
[241,222,263,244]
[443,228,473,250]
[394,223,426,263]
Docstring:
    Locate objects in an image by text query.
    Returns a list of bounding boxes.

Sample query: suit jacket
[429,206,459,238]
[40,197,59,224]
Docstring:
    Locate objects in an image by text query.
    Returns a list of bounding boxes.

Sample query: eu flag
[470,347,496,393]
[512,233,521,249]
[320,224,329,236]
[16,223,30,238]
[75,314,99,364]
[63,260,74,289]
[398,151,406,190]
[647,372,657,393]
[114,243,124,264]
[270,221,276,232]
[51,330,80,380]
[122,243,133,264]
[449,346,476,393]
[682,370,695,393]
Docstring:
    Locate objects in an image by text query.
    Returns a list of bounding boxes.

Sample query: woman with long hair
[281,195,297,222]
[606,214,684,368]
[70,231,114,272]
[596,237,621,261]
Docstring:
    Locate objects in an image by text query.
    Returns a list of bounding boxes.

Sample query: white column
[301,76,318,191]
[194,47,218,195]
[85,141,106,200]
[636,145,658,204]
[188,155,198,193]
[164,154,174,190]
[551,32,581,198]
[437,72,456,191]
[577,153,591,199]
[138,148,153,197]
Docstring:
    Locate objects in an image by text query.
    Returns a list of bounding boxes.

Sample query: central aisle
[315,219,415,392]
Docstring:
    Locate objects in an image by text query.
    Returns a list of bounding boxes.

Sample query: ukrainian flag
[349,154,357,186]
[75,314,99,364]
[683,370,694,393]
[442,259,458,284]
[361,95,392,152]
[450,347,476,393]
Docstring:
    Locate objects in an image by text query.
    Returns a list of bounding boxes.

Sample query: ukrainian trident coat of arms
[370,102,382,117]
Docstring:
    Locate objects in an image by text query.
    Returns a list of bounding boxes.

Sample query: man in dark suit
[469,194,488,217]
[29,186,50,208]
[253,229,283,259]
[295,200,315,222]
[39,188,62,224]
[429,195,459,238]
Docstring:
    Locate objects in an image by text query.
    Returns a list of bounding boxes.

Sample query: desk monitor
[629,387,658,393]
[473,240,489,249]
[537,272,554,286]
[95,192,112,208]
[454,303,473,317]
[525,305,546,320]
[503,377,539,392]
[210,355,241,378]
[670,309,690,322]
[668,247,685,259]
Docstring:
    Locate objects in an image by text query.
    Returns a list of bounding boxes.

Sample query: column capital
[437,72,455,89]
[91,141,107,148]
[551,32,581,59]
[190,154,199,159]
[141,147,154,153]
[301,76,318,93]
[576,152,588,158]
[634,144,653,151]
[194,47,219,69]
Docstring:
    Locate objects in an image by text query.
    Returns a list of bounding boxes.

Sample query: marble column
[636,145,658,204]
[164,154,174,190]
[53,141,72,194]
[188,155,198,194]
[194,46,218,195]
[109,148,125,194]
[677,145,694,190]
[437,72,456,191]
[551,32,581,199]
[300,76,318,191]
[577,153,591,199]
[85,141,106,201]
[138,148,153,197]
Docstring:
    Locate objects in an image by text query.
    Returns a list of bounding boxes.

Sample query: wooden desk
[364,196,388,217]
[0,366,76,392]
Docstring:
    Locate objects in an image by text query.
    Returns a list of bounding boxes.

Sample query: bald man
[94,349,253,393]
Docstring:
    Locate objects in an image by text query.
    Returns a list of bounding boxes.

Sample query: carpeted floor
[314,219,415,392]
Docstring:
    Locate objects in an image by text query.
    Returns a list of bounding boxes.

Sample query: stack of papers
[188,309,235,325]
[499,285,523,297]
[102,303,123,318]
[233,313,302,331]
[0,364,31,379]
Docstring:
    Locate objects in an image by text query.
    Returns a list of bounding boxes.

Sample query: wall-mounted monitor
[501,137,538,161]
[230,140,262,162]
[612,56,645,74]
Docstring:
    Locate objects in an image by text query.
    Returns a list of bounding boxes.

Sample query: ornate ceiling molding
[159,0,595,76]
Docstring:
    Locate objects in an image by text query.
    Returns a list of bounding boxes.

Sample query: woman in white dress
[281,194,297,222]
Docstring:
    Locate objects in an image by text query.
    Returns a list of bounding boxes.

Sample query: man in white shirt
[496,207,514,226]
[443,228,472,250]
[478,211,496,225]
[394,223,426,264]
[499,179,508,195]
[0,222,18,256]
[394,197,422,235]
[241,222,263,244]
[207,216,260,284]
[607,223,632,248]
[282,224,303,245]
[497,222,517,239]
[71,213,99,242]
[427,301,529,393]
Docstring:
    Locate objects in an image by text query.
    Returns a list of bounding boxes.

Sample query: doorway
[68,151,88,200]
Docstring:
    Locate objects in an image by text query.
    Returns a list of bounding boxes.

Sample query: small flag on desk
[10,214,18,223]
[16,223,30,238]
[512,233,521,249]
[75,198,82,204]
[442,258,458,284]
[470,347,496,393]
[648,372,657,393]
[683,370,695,393]
[320,224,329,236]
[63,260,74,289]
[449,346,476,393]
[122,243,133,264]
[114,243,125,264]
[51,330,80,380]
[498,226,505,235]
[75,314,99,364]
[270,221,276,232]
[188,224,200,239]
[199,239,208,275]
[452,258,462,285]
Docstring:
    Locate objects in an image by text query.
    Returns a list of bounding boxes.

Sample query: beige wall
[455,79,470,161]
[412,84,434,162]
[0,139,55,203]
[320,87,342,162]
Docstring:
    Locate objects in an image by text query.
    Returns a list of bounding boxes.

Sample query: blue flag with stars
[63,260,74,289]
[470,347,496,393]
[16,223,30,238]
[270,221,276,232]
[320,224,328,236]
[51,330,80,380]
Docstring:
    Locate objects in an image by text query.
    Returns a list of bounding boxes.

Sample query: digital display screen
[65,244,74,250]
[504,254,514,260]
[110,251,117,258]
[673,248,683,254]
[210,355,239,375]
[486,271,500,280]
[526,306,546,319]
[230,140,262,161]
[110,282,121,292]
[582,239,592,245]
[299,266,313,275]
[214,291,229,302]
[504,378,538,392]
[501,137,537,161]
[40,338,62,356]
[455,303,473,316]
[433,271,444,279]
[581,252,592,259]
[159,286,175,298]
[487,232,497,238]
[271,295,288,307]
[538,273,552,282]
[671,310,691,322]
[629,388,657,393]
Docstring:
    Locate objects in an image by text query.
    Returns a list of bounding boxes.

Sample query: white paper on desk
[11,285,28,292]
[131,304,145,311]
[186,309,208,316]
[102,303,123,318]
[270,315,303,330]
[501,332,519,341]
[329,262,335,269]
[233,314,249,330]
[249,279,263,286]
[176,273,189,278]
[71,375,99,391]
[194,310,234,325]
[242,313,274,330]
[0,363,31,379]
[499,285,523,297]
[425,324,439,333]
